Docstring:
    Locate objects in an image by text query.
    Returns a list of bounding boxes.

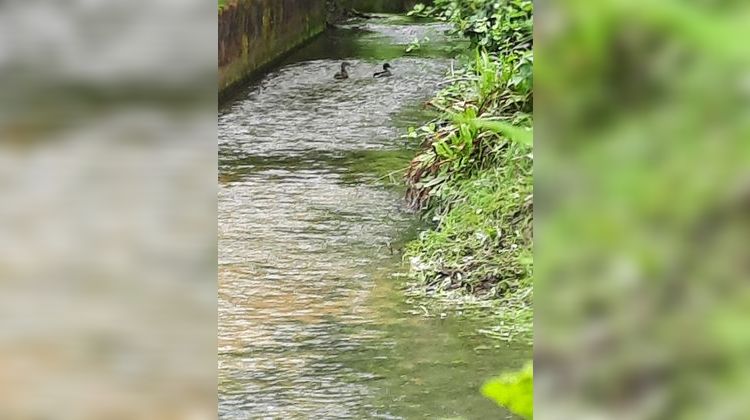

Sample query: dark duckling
[373,63,392,78]
[334,62,352,80]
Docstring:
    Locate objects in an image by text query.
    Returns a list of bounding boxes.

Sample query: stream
[218,15,530,419]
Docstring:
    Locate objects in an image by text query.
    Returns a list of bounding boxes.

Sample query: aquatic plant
[405,36,431,53]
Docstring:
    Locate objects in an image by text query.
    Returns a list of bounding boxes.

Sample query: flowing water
[219,15,530,419]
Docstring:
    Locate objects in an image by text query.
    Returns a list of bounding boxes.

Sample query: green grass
[405,161,531,299]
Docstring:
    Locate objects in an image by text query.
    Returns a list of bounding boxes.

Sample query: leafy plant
[409,0,532,54]
[482,363,533,419]
[405,36,431,53]
[404,48,532,214]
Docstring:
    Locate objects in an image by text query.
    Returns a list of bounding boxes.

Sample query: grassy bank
[402,0,533,331]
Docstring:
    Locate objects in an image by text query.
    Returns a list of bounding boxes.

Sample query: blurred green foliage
[535,0,750,418]
[482,362,533,419]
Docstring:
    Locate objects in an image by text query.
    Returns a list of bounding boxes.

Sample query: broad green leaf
[481,363,533,419]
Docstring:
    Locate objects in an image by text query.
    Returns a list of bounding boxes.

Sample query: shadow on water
[218,14,529,419]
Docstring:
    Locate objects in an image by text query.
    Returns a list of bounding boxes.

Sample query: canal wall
[218,0,327,97]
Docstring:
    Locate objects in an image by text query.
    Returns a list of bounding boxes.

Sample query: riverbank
[401,0,533,340]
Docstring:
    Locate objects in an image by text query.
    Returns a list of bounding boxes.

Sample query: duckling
[334,62,352,80]
[373,63,392,78]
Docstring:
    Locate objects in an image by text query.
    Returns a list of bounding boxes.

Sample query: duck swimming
[373,63,392,78]
[334,62,352,80]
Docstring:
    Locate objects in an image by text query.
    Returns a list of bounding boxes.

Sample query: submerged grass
[340,149,415,186]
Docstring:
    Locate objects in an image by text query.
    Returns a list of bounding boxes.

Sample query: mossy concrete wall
[219,0,327,97]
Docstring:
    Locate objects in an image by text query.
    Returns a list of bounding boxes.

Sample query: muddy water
[219,15,530,419]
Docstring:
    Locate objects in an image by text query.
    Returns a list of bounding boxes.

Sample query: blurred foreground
[536,0,750,418]
[0,0,217,418]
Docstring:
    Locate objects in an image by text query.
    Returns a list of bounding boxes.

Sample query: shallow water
[218,16,529,419]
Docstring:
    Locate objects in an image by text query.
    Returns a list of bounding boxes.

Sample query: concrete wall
[218,0,327,97]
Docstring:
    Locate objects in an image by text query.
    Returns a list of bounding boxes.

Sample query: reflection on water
[219,16,529,419]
